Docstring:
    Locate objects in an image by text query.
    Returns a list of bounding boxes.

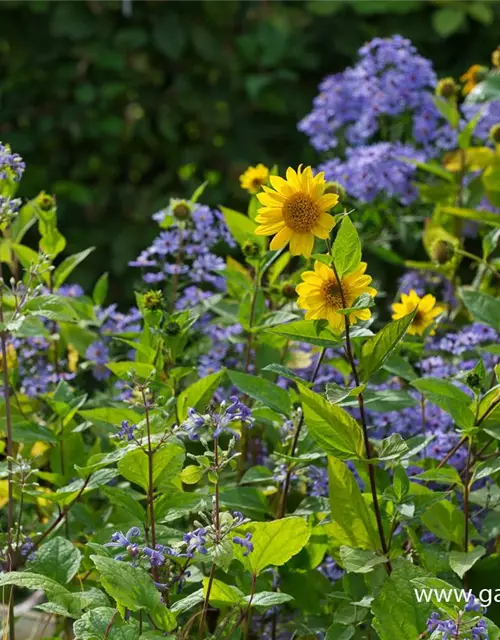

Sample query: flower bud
[37,192,56,212]
[492,46,500,69]
[465,372,481,390]
[165,321,181,336]
[436,77,458,99]
[490,123,500,144]
[144,289,163,310]
[324,181,345,199]
[242,241,261,259]
[281,282,297,299]
[172,200,192,220]
[431,240,455,265]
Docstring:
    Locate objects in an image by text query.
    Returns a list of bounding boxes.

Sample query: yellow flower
[460,64,487,95]
[67,344,79,373]
[296,260,376,333]
[255,166,338,258]
[0,343,17,370]
[391,290,445,336]
[239,164,269,194]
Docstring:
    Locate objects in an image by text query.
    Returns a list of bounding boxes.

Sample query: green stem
[0,282,15,640]
[331,261,391,573]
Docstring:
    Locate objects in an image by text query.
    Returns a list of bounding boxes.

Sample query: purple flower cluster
[86,340,110,381]
[129,200,234,309]
[426,596,489,639]
[184,527,208,557]
[319,143,425,205]
[178,396,253,441]
[0,141,25,182]
[299,36,438,152]
[462,99,500,141]
[116,420,138,441]
[232,532,253,556]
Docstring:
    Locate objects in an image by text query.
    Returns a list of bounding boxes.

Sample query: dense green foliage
[1,0,500,299]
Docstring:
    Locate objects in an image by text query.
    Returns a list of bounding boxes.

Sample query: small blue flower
[233,532,253,556]
[143,545,166,567]
[184,527,208,557]
[117,420,137,441]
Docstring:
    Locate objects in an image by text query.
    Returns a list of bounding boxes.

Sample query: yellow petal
[270,226,293,250]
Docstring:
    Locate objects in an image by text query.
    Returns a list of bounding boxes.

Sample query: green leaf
[93,272,109,306]
[432,7,465,37]
[54,247,95,288]
[203,577,243,607]
[78,406,141,427]
[262,363,308,384]
[375,434,409,462]
[372,560,433,640]
[360,310,416,382]
[461,288,500,332]
[266,319,341,348]
[91,555,176,632]
[106,361,155,381]
[421,500,466,545]
[101,486,146,522]
[332,217,361,277]
[117,443,184,491]
[246,592,294,609]
[383,354,418,381]
[0,571,81,617]
[228,370,291,415]
[467,1,493,24]
[411,377,475,429]
[327,456,379,550]
[234,518,310,575]
[74,607,139,640]
[472,458,500,483]
[440,206,500,228]
[416,467,462,487]
[10,200,37,243]
[449,546,486,579]
[339,546,388,574]
[180,465,205,485]
[152,11,186,60]
[298,384,364,459]
[220,206,264,249]
[25,294,79,322]
[177,370,225,422]
[11,244,48,284]
[30,537,82,584]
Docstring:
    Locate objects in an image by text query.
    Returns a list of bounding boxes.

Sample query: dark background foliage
[1,0,499,302]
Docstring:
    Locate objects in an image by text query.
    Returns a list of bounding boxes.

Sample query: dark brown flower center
[321,279,344,308]
[282,192,320,232]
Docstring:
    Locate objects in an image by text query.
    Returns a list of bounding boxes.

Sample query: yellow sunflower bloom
[255,166,338,258]
[296,260,377,333]
[391,289,445,336]
[460,64,487,95]
[239,164,269,194]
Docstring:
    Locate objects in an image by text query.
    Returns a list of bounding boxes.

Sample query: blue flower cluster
[462,99,500,142]
[298,35,495,206]
[178,396,254,441]
[299,36,438,152]
[426,595,489,639]
[320,143,425,205]
[129,200,234,310]
[0,142,25,183]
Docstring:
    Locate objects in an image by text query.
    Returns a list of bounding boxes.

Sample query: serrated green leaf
[30,537,82,584]
[332,217,361,277]
[328,456,379,550]
[299,383,364,459]
[360,310,417,382]
[228,370,291,415]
